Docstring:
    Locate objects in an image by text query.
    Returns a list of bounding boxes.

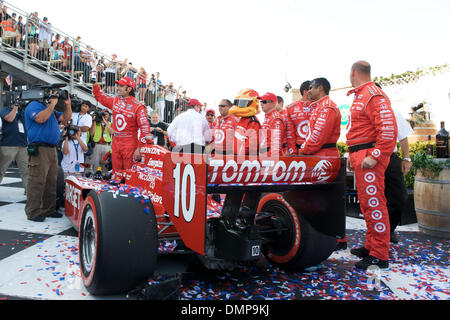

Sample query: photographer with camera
[24,90,72,222]
[61,124,88,179]
[88,108,113,173]
[0,104,29,194]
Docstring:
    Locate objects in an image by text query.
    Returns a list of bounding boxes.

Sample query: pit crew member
[259,92,285,157]
[285,81,314,155]
[299,78,341,158]
[347,61,398,270]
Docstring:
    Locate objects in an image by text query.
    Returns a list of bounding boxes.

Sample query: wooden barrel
[409,121,438,144]
[414,166,450,238]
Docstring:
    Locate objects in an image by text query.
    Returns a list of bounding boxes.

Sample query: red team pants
[350,150,391,261]
[112,140,138,172]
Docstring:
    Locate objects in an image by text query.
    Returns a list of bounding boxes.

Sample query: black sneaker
[47,212,63,218]
[28,215,46,222]
[335,241,348,252]
[390,232,399,244]
[355,255,389,270]
[350,247,370,258]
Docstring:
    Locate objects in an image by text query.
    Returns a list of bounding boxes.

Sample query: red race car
[64,145,347,295]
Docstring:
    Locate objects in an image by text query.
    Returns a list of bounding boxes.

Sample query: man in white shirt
[386,107,414,244]
[167,99,212,154]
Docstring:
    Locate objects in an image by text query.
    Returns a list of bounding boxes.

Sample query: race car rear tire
[79,190,158,295]
[257,193,337,271]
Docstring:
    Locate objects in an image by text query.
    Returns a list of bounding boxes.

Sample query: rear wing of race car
[162,153,346,256]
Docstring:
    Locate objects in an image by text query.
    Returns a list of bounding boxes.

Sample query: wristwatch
[403,158,411,162]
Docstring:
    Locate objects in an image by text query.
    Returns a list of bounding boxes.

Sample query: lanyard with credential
[73,141,80,162]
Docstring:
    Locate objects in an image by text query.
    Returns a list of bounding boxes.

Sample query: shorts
[4,31,18,38]
[106,72,116,87]
[138,83,147,89]
[27,35,38,44]
[39,40,50,49]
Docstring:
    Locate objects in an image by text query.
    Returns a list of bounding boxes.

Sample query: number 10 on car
[173,163,196,223]
[163,156,208,255]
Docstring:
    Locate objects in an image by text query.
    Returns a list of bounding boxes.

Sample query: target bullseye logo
[366,185,378,196]
[368,197,379,208]
[214,130,225,144]
[297,120,309,139]
[372,149,381,159]
[371,210,383,221]
[375,223,386,233]
[364,172,376,183]
[115,114,127,132]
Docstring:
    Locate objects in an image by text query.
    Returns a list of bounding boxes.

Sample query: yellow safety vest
[93,123,112,143]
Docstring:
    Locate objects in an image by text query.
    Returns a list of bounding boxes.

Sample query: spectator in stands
[88,109,113,174]
[38,17,52,60]
[85,46,98,82]
[49,40,61,69]
[122,61,137,79]
[96,58,105,85]
[164,82,177,123]
[52,33,61,46]
[136,66,148,102]
[148,74,157,108]
[17,15,25,47]
[0,16,21,47]
[156,85,165,120]
[0,5,10,31]
[62,37,73,71]
[105,53,118,94]
[74,50,92,83]
[26,12,39,57]
[0,104,29,194]
[155,72,162,86]
[175,89,188,116]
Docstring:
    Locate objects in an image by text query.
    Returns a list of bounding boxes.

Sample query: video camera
[1,83,83,113]
[92,108,109,123]
[63,120,80,140]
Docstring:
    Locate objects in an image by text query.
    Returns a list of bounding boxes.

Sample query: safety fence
[0,0,189,123]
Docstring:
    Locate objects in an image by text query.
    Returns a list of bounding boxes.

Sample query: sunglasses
[206,113,215,116]
[218,105,229,108]
[260,100,273,104]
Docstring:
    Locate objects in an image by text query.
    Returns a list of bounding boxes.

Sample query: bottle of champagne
[436,122,449,158]
[426,136,434,156]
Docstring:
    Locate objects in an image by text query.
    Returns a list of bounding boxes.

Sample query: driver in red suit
[299,78,341,158]
[93,77,152,172]
[347,61,398,270]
